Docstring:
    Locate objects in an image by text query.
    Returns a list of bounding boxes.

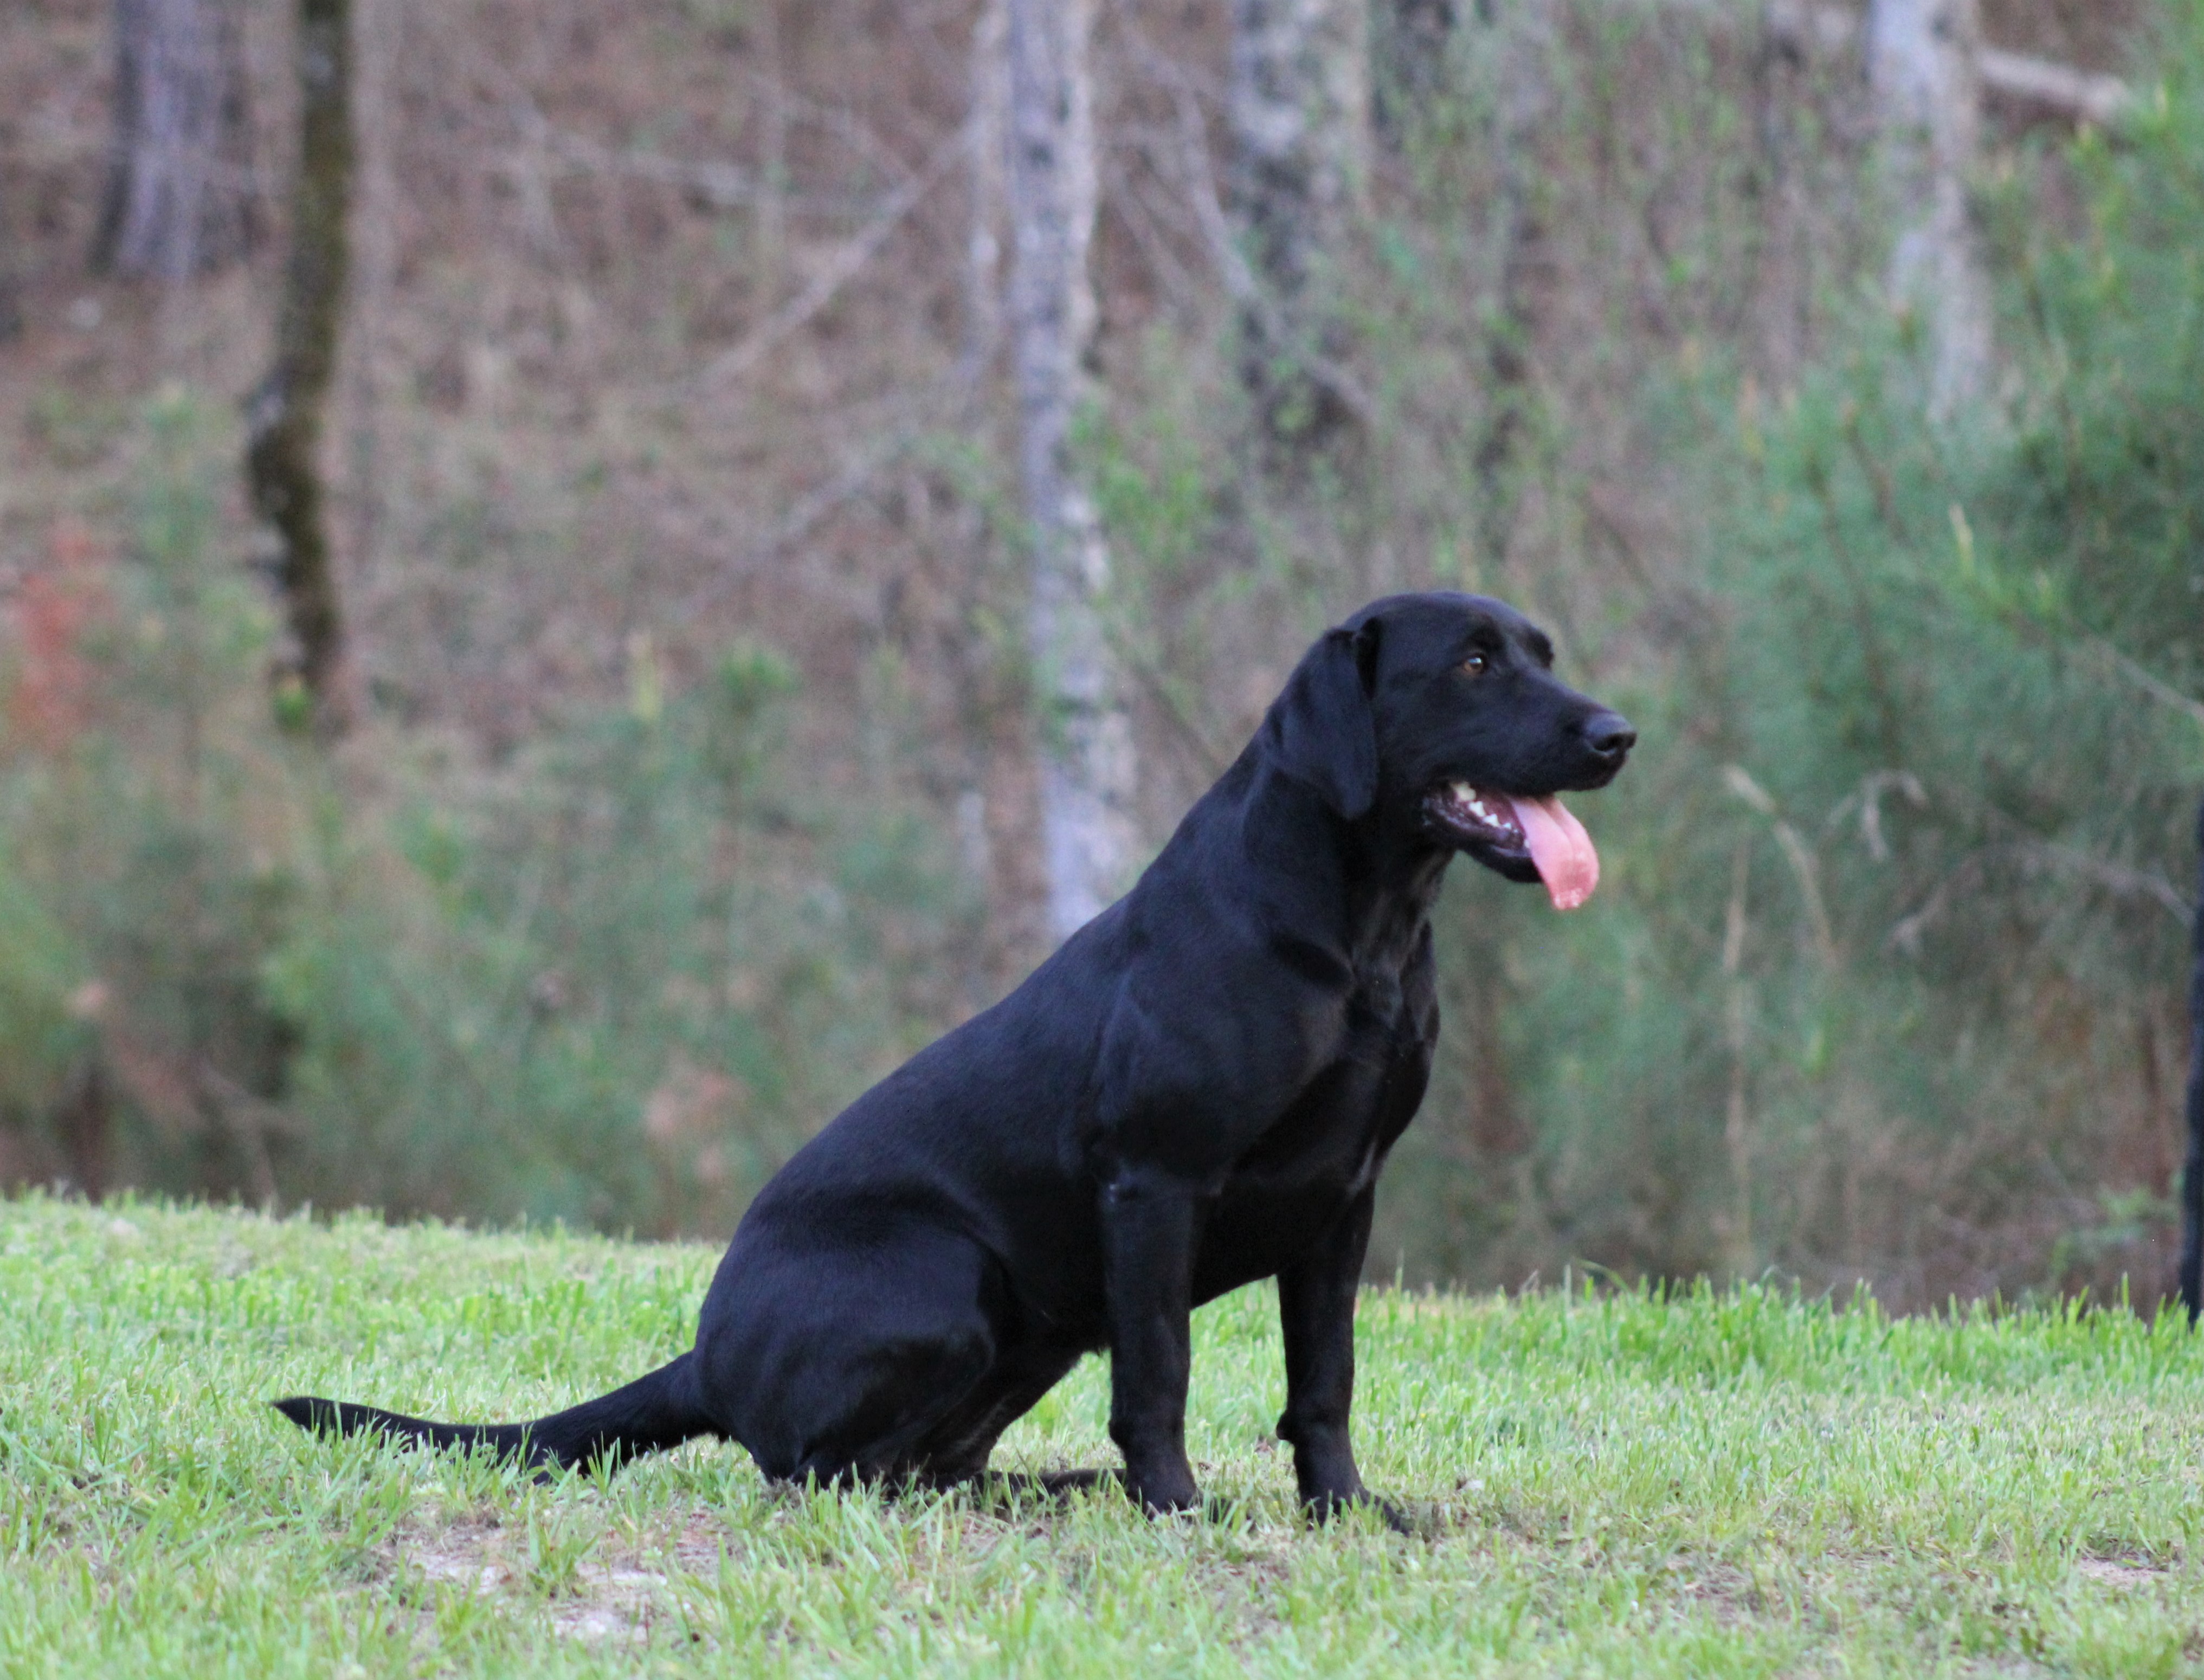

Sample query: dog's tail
[2180,796,2204,1322]
[272,1351,716,1472]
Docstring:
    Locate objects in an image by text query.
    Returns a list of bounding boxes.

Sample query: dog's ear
[1266,622,1381,820]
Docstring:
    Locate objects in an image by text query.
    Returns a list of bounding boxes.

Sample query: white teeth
[1443,783,1517,833]
[1437,780,1507,820]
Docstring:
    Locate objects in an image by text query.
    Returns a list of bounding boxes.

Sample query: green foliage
[261,617,975,1232]
[1456,4,2204,1301]
[0,393,974,1233]
[10,1194,2204,1675]
[0,852,88,1113]
[1092,1,2203,1304]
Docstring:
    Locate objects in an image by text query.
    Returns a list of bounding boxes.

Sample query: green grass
[4,1194,2204,1677]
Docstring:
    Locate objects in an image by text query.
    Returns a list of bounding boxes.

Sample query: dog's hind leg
[695,1221,1024,1488]
[901,1341,1086,1488]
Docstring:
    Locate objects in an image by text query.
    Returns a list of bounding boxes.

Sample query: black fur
[274,593,1634,1517]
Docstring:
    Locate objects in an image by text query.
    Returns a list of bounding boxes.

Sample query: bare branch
[725,62,927,189]
[2075,634,2204,733]
[684,130,965,395]
[1724,766,1840,970]
[1098,149,1205,318]
[1890,837,2193,955]
[1976,47,2132,126]
[1136,40,1376,428]
[1765,1,2131,125]
[498,100,887,219]
[2005,841,2193,926]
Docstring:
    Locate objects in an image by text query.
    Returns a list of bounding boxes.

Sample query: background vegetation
[0,0,2196,1308]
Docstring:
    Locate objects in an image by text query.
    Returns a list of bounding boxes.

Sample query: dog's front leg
[1098,1174,1202,1514]
[1277,1186,1406,1529]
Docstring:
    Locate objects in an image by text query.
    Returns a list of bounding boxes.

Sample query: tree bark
[244,0,353,736]
[1477,0,1554,569]
[0,178,23,341]
[94,0,260,281]
[60,1057,112,1204]
[1004,0,1137,942]
[1374,0,1452,142]
[966,0,1009,377]
[1228,0,1369,465]
[1867,0,1990,417]
[968,0,1051,978]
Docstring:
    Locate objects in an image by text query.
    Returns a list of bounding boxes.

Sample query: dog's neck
[1233,753,1451,976]
[1337,804,1452,971]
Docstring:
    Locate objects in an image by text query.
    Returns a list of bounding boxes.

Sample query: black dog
[276,592,1633,1519]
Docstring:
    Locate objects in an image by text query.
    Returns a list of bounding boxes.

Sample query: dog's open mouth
[1424,782,1600,910]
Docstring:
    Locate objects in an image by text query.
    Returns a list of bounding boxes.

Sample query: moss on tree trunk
[244,0,352,736]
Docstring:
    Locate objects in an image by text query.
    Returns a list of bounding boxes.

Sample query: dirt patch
[2075,1556,2164,1591]
[404,1524,510,1598]
[1671,1559,1771,1626]
[550,1565,669,1644]
[382,1511,740,1646]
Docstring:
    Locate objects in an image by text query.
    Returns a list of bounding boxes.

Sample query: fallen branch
[1976,47,2132,127]
[1764,1,2131,125]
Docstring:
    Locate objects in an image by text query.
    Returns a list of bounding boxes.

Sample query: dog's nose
[1581,712,1636,761]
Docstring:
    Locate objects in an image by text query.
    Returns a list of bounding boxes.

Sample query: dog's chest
[1194,987,1421,1298]
[1349,962,1406,1032]
[1230,958,1426,1184]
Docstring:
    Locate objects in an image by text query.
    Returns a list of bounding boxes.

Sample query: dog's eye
[1460,652,1488,676]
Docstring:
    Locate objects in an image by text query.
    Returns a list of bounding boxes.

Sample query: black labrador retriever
[276,591,1634,1519]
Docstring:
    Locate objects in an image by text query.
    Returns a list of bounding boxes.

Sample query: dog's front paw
[1304,1485,1415,1534]
[1122,1461,1201,1517]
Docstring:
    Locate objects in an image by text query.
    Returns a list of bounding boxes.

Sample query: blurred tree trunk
[1228,0,1369,467]
[2181,799,2204,1320]
[59,1058,112,1203]
[244,0,353,736]
[968,0,1052,978]
[1868,0,1990,416]
[966,0,1009,378]
[0,180,23,341]
[1004,0,1137,943]
[1470,0,1552,572]
[94,0,259,280]
[1374,0,1452,143]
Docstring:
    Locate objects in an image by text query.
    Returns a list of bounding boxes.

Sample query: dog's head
[1264,593,1634,907]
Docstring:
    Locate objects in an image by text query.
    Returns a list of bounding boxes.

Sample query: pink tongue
[1505,793,1599,911]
